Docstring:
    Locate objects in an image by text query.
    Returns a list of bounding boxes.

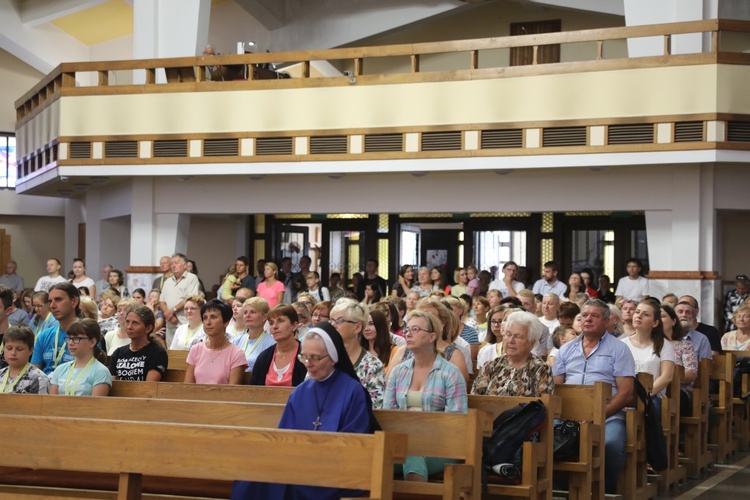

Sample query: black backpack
[482,400,546,488]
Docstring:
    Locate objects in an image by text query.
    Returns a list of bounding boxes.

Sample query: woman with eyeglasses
[471,310,554,397]
[231,297,275,372]
[49,318,111,396]
[310,300,332,325]
[329,299,385,408]
[30,291,57,337]
[108,306,168,381]
[169,295,205,350]
[384,310,467,482]
[249,304,306,387]
[476,306,508,371]
[231,322,377,500]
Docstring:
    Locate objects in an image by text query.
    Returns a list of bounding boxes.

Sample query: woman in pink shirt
[185,300,247,384]
[256,262,285,308]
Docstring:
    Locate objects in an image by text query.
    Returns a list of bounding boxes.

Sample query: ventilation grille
[44,147,51,165]
[153,140,187,158]
[364,133,403,153]
[105,141,138,158]
[481,129,523,149]
[310,135,347,155]
[727,121,750,142]
[421,131,462,151]
[542,127,586,147]
[608,124,654,145]
[204,138,239,157]
[69,142,91,159]
[256,137,293,156]
[674,121,703,142]
[52,144,58,162]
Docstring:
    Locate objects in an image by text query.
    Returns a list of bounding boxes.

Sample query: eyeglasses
[297,353,330,364]
[33,303,49,309]
[490,320,503,326]
[330,317,357,326]
[311,313,330,321]
[404,325,433,336]
[66,336,88,344]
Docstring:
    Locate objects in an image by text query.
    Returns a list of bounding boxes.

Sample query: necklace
[208,340,227,363]
[312,372,335,431]
[0,363,31,393]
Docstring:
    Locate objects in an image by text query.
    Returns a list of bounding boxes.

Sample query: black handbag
[634,378,668,472]
[553,419,580,460]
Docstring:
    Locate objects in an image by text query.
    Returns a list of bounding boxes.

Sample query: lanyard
[184,325,200,346]
[63,357,96,396]
[0,363,31,393]
[52,326,66,368]
[242,330,266,357]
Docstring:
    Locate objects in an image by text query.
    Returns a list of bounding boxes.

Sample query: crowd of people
[1,254,749,498]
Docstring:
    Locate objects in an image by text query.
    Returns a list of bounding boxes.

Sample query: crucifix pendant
[313,416,322,431]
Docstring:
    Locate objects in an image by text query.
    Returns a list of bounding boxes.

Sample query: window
[473,231,526,272]
[0,134,16,188]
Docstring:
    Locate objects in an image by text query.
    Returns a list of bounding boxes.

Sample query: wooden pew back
[0,414,406,498]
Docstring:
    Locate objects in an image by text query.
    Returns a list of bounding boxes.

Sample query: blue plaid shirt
[384,355,467,413]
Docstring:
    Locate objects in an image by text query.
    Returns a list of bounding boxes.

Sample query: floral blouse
[471,354,554,397]
[720,331,750,352]
[672,338,698,393]
[354,348,385,409]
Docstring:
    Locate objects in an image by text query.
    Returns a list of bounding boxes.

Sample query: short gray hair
[583,299,611,321]
[504,310,543,344]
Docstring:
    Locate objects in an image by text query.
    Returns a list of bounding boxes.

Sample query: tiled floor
[660,451,750,499]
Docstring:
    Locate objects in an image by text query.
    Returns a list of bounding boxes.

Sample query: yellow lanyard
[52,326,66,368]
[63,357,96,396]
[242,331,266,357]
[0,363,31,393]
[184,325,199,346]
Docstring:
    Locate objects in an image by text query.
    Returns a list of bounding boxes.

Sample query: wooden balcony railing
[15,19,750,124]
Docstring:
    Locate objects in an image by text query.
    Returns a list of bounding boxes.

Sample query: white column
[64,198,85,267]
[645,164,719,324]
[130,178,156,267]
[624,0,704,56]
[132,0,211,83]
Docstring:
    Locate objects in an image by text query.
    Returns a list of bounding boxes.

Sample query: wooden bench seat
[679,357,712,477]
[724,350,750,451]
[658,364,687,493]
[618,372,657,500]
[469,393,561,500]
[553,382,610,500]
[0,412,406,500]
[0,393,489,500]
[709,353,736,463]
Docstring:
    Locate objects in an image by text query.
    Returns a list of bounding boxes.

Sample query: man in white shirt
[531,261,567,299]
[488,261,525,298]
[159,253,201,346]
[33,258,68,292]
[614,258,649,302]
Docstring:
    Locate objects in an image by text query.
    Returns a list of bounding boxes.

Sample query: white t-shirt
[34,275,68,292]
[71,277,96,292]
[170,323,206,351]
[104,329,132,356]
[539,317,560,333]
[621,335,675,398]
[477,342,503,371]
[614,276,650,301]
[454,336,473,375]
[487,279,525,298]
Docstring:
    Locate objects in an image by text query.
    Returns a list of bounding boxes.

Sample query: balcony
[13,18,750,196]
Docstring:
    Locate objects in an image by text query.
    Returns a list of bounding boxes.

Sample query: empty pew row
[0,410,407,500]
[724,350,750,452]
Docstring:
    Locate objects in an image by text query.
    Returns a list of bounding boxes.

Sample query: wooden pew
[679,357,712,478]
[553,382,610,500]
[0,393,487,500]
[166,349,188,369]
[110,380,293,404]
[618,372,657,500]
[657,365,687,493]
[0,413,406,500]
[708,353,736,463]
[469,393,561,500]
[724,350,750,451]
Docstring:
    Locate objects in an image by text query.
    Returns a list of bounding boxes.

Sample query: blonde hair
[243,296,269,315]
